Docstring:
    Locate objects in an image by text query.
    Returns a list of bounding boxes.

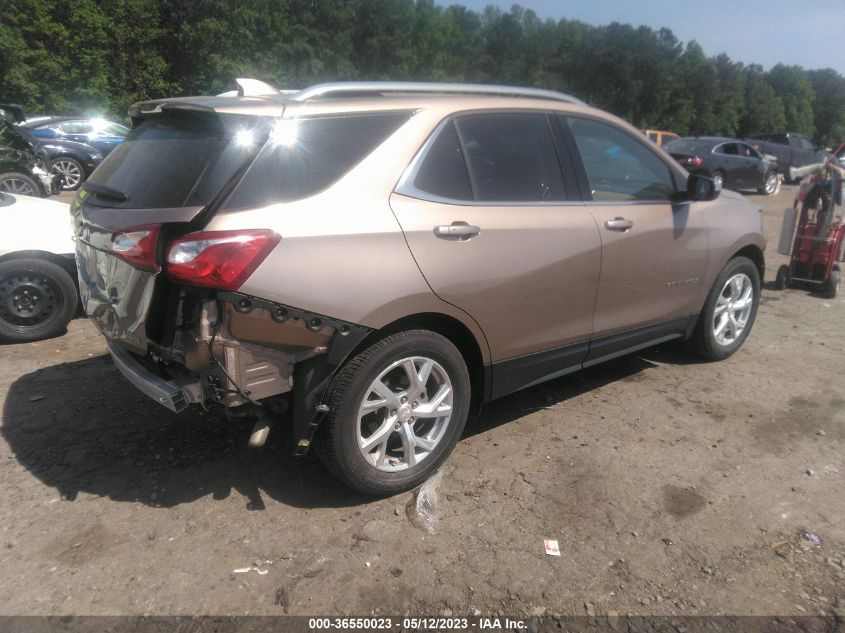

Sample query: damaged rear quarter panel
[204,157,491,366]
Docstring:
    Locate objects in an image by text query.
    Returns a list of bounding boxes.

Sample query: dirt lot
[1,186,843,618]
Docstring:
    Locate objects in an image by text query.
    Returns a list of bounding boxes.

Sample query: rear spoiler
[217,78,298,97]
[128,100,216,120]
[127,93,286,127]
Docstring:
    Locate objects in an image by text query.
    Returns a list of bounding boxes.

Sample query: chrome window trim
[396,115,677,208]
[396,112,581,207]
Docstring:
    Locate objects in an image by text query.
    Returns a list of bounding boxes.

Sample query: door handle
[604,217,634,232]
[433,222,481,240]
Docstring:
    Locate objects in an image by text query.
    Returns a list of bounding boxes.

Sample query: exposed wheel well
[352,313,487,422]
[731,244,765,280]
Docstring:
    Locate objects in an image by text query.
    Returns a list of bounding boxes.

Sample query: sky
[437,0,845,75]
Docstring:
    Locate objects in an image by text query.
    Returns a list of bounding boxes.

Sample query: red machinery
[776,159,844,298]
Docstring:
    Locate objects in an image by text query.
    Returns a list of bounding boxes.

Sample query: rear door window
[223,112,410,210]
[455,113,566,202]
[565,116,677,202]
[83,111,266,209]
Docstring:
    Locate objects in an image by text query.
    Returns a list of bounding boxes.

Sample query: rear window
[223,112,410,210]
[663,139,711,154]
[83,111,267,209]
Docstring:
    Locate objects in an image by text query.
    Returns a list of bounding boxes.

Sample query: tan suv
[72,82,765,495]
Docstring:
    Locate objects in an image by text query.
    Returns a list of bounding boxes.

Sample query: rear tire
[0,258,77,343]
[687,257,760,361]
[775,264,789,290]
[316,329,470,496]
[824,270,840,299]
[711,171,725,190]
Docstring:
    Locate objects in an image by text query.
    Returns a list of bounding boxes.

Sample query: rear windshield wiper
[82,183,129,202]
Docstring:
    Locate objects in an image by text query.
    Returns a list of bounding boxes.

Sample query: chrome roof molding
[289,81,586,106]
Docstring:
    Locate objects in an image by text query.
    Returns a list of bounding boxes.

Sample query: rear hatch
[72,107,272,352]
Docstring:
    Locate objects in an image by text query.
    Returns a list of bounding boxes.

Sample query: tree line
[3,0,845,146]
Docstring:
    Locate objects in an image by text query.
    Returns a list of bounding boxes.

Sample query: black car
[663,137,780,195]
[14,125,103,191]
[746,133,827,179]
[21,116,128,157]
[0,105,58,196]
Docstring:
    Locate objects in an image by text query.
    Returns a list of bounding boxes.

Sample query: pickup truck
[746,133,828,180]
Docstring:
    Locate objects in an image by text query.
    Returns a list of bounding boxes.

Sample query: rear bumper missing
[107,339,202,413]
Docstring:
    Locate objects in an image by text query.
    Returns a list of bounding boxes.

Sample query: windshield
[83,111,269,209]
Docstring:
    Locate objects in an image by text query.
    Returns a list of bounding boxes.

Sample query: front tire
[0,258,78,343]
[687,257,760,361]
[759,171,779,195]
[316,329,471,496]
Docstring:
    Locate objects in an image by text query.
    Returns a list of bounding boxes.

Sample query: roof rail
[289,82,586,106]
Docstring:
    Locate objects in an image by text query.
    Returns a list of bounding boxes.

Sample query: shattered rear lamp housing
[165,229,281,290]
[111,224,161,272]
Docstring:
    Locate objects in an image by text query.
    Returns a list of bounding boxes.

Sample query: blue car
[13,125,103,191]
[20,116,129,157]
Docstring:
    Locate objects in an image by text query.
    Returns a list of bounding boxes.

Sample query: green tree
[767,63,815,135]
[807,68,845,147]
[2,0,845,144]
[739,65,786,136]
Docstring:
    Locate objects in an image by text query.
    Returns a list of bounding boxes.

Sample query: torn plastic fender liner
[216,291,370,455]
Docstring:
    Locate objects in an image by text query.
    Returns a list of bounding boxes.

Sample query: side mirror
[687,173,720,201]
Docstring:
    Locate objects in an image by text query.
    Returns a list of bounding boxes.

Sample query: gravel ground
[0,185,843,617]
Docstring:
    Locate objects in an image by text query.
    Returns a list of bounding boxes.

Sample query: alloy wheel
[52,159,82,190]
[713,273,753,346]
[0,177,36,196]
[764,172,778,194]
[357,356,453,472]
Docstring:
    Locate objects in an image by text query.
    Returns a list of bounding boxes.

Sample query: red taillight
[686,156,704,167]
[165,229,281,290]
[111,224,161,272]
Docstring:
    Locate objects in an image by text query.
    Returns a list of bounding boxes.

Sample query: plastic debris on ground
[406,469,443,533]
[233,566,269,575]
[543,539,561,556]
[800,529,822,546]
